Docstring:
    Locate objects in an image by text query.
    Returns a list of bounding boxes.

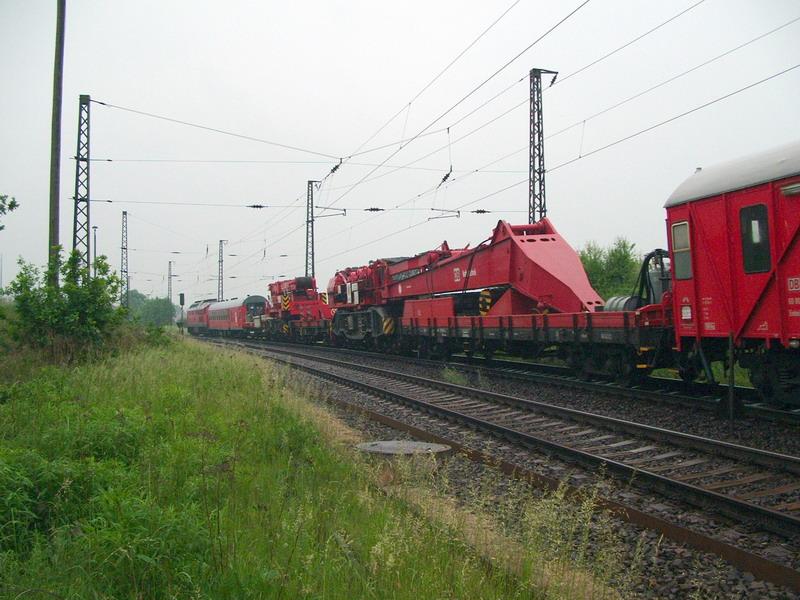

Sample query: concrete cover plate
[356,440,451,456]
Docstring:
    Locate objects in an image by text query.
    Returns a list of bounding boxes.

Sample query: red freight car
[207,295,268,335]
[665,140,800,402]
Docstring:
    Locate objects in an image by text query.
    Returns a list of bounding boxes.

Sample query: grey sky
[1,0,798,304]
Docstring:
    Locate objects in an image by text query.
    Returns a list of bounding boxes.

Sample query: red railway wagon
[186,299,215,335]
[324,219,669,376]
[665,140,800,402]
[207,295,268,335]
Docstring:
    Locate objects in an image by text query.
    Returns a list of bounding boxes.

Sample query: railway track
[451,355,800,424]
[206,337,800,591]
[223,336,800,425]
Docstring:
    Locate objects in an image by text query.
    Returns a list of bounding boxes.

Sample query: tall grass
[0,340,643,598]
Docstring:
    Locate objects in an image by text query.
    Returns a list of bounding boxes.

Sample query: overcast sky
[1,0,798,304]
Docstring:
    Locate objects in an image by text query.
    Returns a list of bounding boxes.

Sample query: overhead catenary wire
[348,0,711,160]
[346,0,523,157]
[91,99,341,160]
[88,157,525,174]
[90,199,299,208]
[547,62,800,173]
[324,11,800,196]
[556,0,707,86]
[546,13,800,139]
[324,0,592,209]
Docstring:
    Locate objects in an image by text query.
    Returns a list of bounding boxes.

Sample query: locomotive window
[740,204,771,274]
[671,222,692,280]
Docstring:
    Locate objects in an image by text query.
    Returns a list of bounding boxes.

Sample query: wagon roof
[665,140,800,208]
[208,295,268,311]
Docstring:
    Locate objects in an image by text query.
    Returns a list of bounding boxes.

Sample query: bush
[5,250,124,361]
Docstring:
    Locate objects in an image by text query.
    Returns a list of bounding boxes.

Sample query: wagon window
[740,204,771,274]
[671,221,692,280]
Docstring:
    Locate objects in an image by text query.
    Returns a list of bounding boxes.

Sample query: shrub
[5,250,124,361]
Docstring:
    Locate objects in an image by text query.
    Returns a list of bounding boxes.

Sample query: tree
[0,195,19,231]
[127,289,148,314]
[135,297,176,328]
[579,238,640,300]
[6,249,124,360]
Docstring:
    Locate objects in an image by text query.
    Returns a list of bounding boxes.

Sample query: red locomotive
[186,298,215,335]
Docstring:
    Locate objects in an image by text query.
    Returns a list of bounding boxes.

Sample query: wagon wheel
[752,362,800,408]
[613,355,645,387]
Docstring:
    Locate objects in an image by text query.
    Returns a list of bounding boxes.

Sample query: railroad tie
[645,457,709,474]
[581,439,637,454]
[672,465,742,482]
[735,482,800,500]
[626,450,683,466]
[701,473,774,492]
[602,445,658,459]
[771,500,800,512]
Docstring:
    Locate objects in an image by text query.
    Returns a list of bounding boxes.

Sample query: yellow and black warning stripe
[382,317,396,335]
[320,291,329,305]
[478,289,493,316]
[281,291,291,311]
[282,323,290,334]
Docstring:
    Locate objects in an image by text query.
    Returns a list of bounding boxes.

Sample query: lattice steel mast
[529,69,557,224]
[72,94,91,267]
[168,260,174,304]
[218,240,226,301]
[120,210,129,308]
[306,180,319,278]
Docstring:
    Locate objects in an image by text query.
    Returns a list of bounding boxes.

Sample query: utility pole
[92,225,98,277]
[306,180,319,278]
[72,94,91,268]
[48,0,66,284]
[120,211,129,308]
[218,240,227,301]
[529,68,557,224]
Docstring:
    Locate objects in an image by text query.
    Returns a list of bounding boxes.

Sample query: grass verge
[1,339,636,598]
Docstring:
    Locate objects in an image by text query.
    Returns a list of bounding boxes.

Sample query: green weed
[0,340,642,598]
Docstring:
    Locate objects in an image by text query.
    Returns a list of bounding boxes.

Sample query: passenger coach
[206,295,268,335]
